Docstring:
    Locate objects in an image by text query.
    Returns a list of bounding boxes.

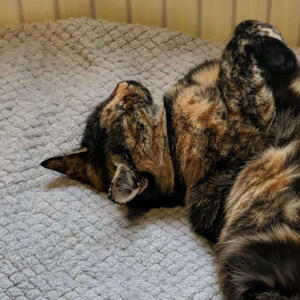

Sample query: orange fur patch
[191,63,219,87]
[100,82,128,128]
[291,77,300,95]
[225,143,299,230]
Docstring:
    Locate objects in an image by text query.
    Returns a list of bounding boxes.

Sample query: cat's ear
[41,148,90,184]
[254,39,297,76]
[108,163,148,204]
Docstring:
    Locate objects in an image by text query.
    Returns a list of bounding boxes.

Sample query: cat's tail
[216,226,300,300]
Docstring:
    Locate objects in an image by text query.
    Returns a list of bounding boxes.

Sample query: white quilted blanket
[0,17,227,299]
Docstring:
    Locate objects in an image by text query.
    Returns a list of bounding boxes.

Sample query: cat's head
[222,20,297,78]
[41,81,175,204]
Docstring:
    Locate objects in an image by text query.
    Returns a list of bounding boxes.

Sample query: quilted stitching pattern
[5,18,300,300]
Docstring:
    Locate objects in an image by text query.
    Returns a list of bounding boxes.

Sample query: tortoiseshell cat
[41,21,298,227]
[41,20,300,299]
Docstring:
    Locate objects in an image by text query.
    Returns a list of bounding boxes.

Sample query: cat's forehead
[82,80,162,162]
[98,81,154,128]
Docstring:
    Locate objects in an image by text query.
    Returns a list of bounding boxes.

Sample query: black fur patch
[255,38,297,77]
[223,238,300,299]
[163,94,186,198]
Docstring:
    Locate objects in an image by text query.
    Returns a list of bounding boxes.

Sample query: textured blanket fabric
[5,18,299,300]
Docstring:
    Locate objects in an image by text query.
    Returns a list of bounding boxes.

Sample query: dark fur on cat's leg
[186,167,239,243]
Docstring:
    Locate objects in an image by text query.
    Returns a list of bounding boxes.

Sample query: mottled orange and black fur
[164,20,298,242]
[216,109,300,299]
[41,80,182,212]
[41,20,300,298]
[212,21,300,300]
[41,21,298,224]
